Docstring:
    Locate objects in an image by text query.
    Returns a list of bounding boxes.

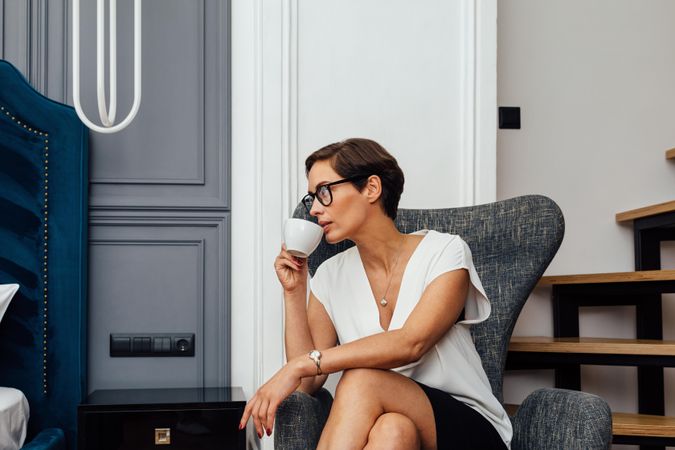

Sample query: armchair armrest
[511,388,612,450]
[20,428,65,450]
[274,389,333,450]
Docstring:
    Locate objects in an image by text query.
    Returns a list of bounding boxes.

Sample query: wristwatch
[308,349,322,375]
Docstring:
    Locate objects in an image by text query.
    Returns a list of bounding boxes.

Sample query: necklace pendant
[380,298,388,307]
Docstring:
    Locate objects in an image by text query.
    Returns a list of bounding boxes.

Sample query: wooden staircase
[506,147,675,450]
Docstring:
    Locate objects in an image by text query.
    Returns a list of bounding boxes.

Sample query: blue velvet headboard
[0,60,88,449]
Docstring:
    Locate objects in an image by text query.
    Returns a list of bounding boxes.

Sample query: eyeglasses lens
[302,195,314,212]
[317,186,331,206]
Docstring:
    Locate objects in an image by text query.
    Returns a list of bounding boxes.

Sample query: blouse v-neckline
[355,230,430,332]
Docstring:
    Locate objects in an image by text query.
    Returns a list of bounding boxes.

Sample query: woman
[239,138,512,449]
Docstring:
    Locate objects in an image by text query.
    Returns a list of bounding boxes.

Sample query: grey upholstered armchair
[275,195,612,450]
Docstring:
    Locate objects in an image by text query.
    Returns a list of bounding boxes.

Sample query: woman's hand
[238,359,306,438]
[274,244,308,294]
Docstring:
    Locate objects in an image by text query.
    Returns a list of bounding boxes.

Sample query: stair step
[667,147,675,160]
[614,412,675,438]
[616,199,675,222]
[538,269,675,286]
[509,337,675,356]
[504,404,675,439]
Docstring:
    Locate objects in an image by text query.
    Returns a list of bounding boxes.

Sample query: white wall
[231,1,496,448]
[498,1,675,448]
[295,1,495,209]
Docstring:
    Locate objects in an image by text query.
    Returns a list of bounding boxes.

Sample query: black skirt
[414,381,508,450]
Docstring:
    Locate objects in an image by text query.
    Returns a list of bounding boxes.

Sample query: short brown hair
[305,138,404,220]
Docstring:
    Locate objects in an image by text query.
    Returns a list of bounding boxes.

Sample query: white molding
[475,0,497,205]
[252,0,264,395]
[290,0,300,212]
[231,0,265,446]
[460,0,497,207]
[231,2,496,448]
[281,0,300,218]
[279,0,299,387]
[460,0,477,207]
[232,0,292,447]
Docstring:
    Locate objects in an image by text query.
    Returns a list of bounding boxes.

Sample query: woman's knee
[368,413,420,450]
[334,368,380,399]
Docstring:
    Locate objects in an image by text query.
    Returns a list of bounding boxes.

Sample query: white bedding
[0,387,28,450]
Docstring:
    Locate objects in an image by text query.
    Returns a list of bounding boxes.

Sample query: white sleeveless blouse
[310,229,512,447]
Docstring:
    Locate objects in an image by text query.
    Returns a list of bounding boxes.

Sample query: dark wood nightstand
[78,387,246,450]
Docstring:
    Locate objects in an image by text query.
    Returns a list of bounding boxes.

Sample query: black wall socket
[110,333,195,357]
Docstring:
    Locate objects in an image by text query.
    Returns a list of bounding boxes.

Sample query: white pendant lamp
[72,0,142,134]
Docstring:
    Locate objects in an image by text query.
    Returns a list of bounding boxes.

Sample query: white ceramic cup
[284,218,324,258]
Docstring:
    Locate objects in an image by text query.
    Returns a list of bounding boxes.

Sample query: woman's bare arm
[276,239,337,394]
[291,268,469,378]
[284,287,337,393]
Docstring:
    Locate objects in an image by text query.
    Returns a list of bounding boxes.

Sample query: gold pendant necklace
[380,235,405,307]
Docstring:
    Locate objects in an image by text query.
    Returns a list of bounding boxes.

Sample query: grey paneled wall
[84,0,230,210]
[88,214,230,389]
[0,0,68,101]
[0,0,231,392]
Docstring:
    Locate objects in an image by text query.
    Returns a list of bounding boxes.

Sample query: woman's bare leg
[316,368,437,450]
[364,413,421,450]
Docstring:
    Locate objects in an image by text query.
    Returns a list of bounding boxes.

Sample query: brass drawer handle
[155,428,171,445]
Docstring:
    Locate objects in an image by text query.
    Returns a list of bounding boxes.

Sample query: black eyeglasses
[301,175,369,213]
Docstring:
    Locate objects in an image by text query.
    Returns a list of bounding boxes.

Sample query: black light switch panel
[110,333,195,357]
[499,106,521,129]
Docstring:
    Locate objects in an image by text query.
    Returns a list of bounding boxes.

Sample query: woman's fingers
[251,398,264,438]
[257,398,270,436]
[279,244,304,262]
[239,395,254,430]
[240,394,266,439]
[279,254,302,268]
[276,254,304,271]
[239,394,274,439]
[266,399,279,435]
